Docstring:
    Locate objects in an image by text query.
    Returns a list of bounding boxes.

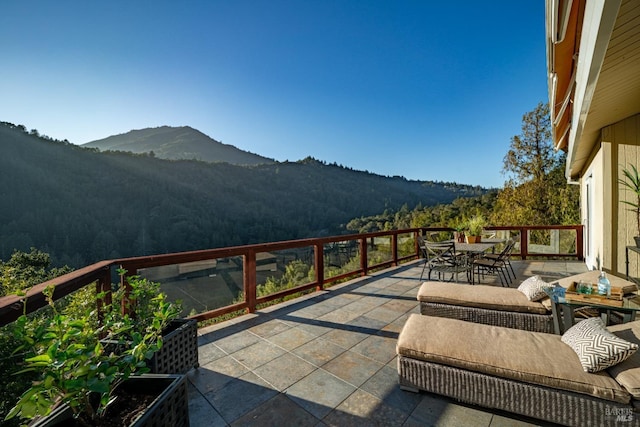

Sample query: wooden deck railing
[0,224,583,326]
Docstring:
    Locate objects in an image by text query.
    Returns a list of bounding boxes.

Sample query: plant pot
[466,235,481,244]
[30,374,189,427]
[149,318,199,374]
[103,319,199,375]
[453,232,465,243]
[635,236,640,248]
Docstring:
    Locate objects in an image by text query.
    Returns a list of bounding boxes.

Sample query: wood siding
[599,114,640,280]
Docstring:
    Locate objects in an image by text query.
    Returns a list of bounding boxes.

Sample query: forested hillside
[83,126,274,165]
[0,122,486,268]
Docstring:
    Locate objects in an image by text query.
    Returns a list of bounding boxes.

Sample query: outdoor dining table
[454,240,502,255]
[454,240,505,277]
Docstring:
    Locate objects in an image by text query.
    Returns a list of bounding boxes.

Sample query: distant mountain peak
[82,126,274,165]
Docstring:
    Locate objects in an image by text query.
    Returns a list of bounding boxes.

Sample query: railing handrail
[0,224,583,326]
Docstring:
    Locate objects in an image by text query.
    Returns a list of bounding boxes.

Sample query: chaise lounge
[397,314,640,426]
[417,271,639,333]
[417,280,555,332]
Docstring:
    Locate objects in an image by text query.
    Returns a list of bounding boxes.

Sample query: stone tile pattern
[188,260,584,426]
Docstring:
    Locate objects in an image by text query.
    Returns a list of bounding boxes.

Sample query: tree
[492,103,578,226]
[0,248,72,297]
[503,102,559,182]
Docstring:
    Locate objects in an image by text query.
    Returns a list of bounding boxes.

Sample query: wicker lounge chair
[397,314,640,426]
[417,271,639,333]
[417,281,555,333]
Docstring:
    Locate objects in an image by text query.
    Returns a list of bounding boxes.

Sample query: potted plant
[5,282,189,426]
[452,221,466,243]
[114,270,199,374]
[620,164,640,247]
[57,270,197,375]
[466,215,487,244]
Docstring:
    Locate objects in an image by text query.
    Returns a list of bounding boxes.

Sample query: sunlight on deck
[187,259,586,426]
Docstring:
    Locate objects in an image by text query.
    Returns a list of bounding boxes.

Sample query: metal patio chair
[419,237,470,283]
[471,239,514,286]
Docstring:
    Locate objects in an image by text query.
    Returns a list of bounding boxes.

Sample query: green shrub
[5,276,179,425]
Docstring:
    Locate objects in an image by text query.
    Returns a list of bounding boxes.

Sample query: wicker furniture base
[150,318,199,374]
[420,302,554,333]
[398,356,639,427]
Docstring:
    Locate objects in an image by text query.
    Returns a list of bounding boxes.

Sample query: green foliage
[466,215,487,237]
[502,102,559,182]
[258,260,314,297]
[0,249,73,427]
[5,273,179,425]
[492,103,578,226]
[492,150,578,226]
[0,251,180,425]
[346,192,498,234]
[619,164,640,236]
[0,248,72,297]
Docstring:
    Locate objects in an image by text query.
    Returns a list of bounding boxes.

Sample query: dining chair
[419,238,470,283]
[471,240,513,286]
[479,239,517,281]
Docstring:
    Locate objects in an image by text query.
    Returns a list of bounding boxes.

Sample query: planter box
[31,374,189,427]
[103,318,199,375]
[150,318,199,374]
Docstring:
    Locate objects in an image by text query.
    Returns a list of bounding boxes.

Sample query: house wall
[582,149,605,271]
[597,114,640,280]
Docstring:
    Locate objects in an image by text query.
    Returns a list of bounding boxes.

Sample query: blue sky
[1,1,547,188]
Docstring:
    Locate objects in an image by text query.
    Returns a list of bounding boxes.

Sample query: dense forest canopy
[0,121,486,268]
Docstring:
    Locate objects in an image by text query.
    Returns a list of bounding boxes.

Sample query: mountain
[83,126,274,165]
[0,121,488,268]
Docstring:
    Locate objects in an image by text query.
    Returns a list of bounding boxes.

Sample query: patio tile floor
[187,259,586,426]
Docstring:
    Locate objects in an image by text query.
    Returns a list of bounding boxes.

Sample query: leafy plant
[466,215,487,237]
[5,274,179,426]
[453,221,467,233]
[619,165,640,236]
[0,249,74,427]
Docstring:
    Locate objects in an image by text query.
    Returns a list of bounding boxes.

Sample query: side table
[544,286,640,334]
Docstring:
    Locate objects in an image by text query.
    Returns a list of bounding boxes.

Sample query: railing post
[244,250,257,313]
[360,237,368,276]
[521,228,528,260]
[576,225,584,261]
[391,232,398,267]
[314,243,324,291]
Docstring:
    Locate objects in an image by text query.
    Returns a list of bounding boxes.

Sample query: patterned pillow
[517,276,551,301]
[561,317,639,373]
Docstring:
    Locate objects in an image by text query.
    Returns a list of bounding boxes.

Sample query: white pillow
[561,317,639,373]
[517,276,551,301]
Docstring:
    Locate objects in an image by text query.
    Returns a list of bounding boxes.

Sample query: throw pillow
[561,317,639,373]
[517,275,551,301]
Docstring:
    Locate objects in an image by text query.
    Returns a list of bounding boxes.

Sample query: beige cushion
[397,314,630,403]
[561,317,638,373]
[517,275,551,301]
[608,321,640,398]
[417,281,549,315]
